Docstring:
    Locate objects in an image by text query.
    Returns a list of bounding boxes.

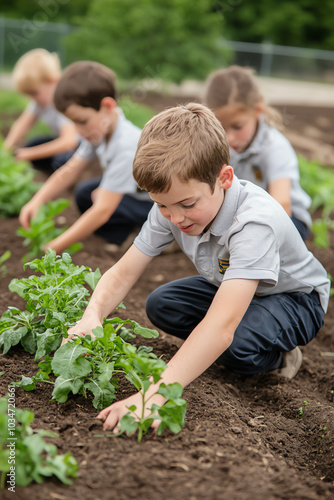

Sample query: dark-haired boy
[19,61,153,254]
[66,103,330,433]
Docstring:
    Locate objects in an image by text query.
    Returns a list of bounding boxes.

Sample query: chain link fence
[1,17,334,84]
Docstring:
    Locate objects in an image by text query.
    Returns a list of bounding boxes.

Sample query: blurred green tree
[64,0,228,82]
[217,0,334,50]
[1,0,90,25]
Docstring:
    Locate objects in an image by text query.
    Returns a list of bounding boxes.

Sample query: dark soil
[0,97,334,500]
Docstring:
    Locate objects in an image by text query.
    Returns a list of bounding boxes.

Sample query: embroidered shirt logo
[218,258,229,276]
[252,165,263,182]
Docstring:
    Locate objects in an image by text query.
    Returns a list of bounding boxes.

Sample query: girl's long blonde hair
[204,65,283,129]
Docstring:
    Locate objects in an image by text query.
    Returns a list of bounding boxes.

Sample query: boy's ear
[218,165,233,189]
[100,96,117,112]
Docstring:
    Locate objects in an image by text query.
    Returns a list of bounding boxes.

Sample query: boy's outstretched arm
[44,187,124,254]
[66,244,154,338]
[19,153,89,228]
[98,277,259,432]
[15,122,78,162]
[4,109,37,150]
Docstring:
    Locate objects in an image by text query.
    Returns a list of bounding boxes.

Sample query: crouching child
[67,103,330,433]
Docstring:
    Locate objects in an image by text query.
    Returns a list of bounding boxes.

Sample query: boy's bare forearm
[33,154,88,204]
[17,135,77,160]
[46,192,123,253]
[4,111,36,149]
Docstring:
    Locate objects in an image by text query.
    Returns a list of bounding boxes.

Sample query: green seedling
[0,396,78,489]
[17,199,82,262]
[102,344,187,442]
[0,250,101,358]
[320,426,327,438]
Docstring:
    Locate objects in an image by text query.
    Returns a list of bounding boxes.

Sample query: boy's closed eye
[157,202,196,209]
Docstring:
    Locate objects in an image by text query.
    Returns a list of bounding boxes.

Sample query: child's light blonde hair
[133,102,230,194]
[204,65,282,129]
[13,49,61,93]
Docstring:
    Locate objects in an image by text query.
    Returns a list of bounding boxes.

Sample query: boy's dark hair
[54,61,116,112]
[133,103,230,194]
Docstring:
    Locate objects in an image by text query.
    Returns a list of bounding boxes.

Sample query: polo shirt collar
[209,175,241,237]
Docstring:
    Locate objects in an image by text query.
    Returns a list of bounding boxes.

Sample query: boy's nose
[170,210,185,225]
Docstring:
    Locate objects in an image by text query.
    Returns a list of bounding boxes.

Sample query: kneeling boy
[67,103,330,432]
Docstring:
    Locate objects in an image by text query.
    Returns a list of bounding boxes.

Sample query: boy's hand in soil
[97,391,165,433]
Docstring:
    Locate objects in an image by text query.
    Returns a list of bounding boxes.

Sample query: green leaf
[132,321,159,338]
[52,376,84,402]
[158,382,184,400]
[15,376,36,391]
[51,343,91,378]
[0,325,28,354]
[84,269,101,290]
[84,379,116,410]
[118,413,139,435]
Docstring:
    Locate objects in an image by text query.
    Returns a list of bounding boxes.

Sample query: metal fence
[1,16,334,83]
[223,40,334,83]
[0,17,74,72]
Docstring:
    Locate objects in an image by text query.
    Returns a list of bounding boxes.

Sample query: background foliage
[64,0,227,83]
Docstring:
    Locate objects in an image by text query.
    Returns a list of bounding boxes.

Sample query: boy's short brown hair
[54,61,116,112]
[13,49,61,93]
[133,103,230,193]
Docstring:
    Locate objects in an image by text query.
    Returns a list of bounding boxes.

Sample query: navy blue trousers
[75,178,153,244]
[146,276,324,375]
[25,136,77,174]
[291,215,309,241]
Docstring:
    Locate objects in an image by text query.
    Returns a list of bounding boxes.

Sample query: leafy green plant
[0,250,101,358]
[17,319,159,411]
[299,155,334,248]
[17,199,82,262]
[0,396,78,489]
[0,251,11,278]
[0,142,41,217]
[115,347,187,442]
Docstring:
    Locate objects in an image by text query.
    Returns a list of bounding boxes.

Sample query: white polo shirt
[134,177,330,313]
[230,116,312,228]
[76,108,149,201]
[27,101,72,136]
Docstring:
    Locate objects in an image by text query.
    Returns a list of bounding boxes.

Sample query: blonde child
[4,49,78,173]
[204,66,312,240]
[66,103,329,433]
